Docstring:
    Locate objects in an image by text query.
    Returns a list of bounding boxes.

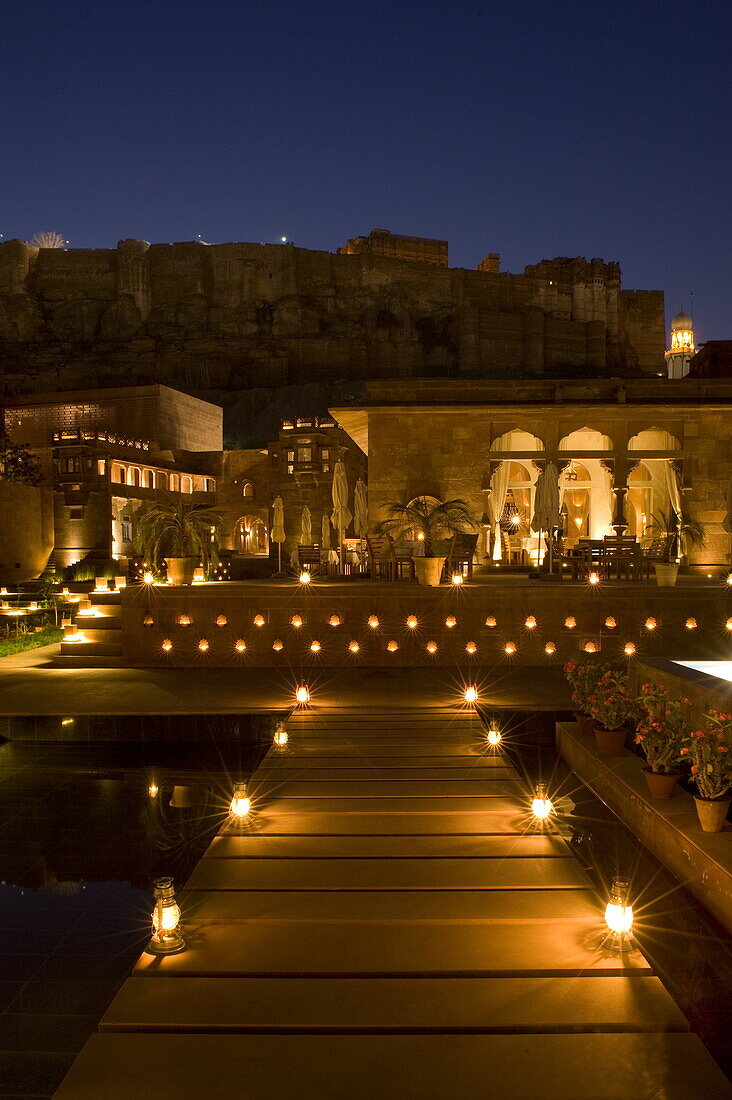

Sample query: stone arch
[234,514,269,555]
[627,427,681,451]
[558,427,613,451]
[490,428,545,452]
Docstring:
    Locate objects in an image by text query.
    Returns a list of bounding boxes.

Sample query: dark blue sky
[2,0,730,342]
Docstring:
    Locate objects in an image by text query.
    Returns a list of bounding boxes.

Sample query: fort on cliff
[0,231,665,445]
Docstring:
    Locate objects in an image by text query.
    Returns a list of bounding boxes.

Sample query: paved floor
[55,709,730,1098]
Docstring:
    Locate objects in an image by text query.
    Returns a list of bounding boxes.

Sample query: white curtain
[488,463,510,560]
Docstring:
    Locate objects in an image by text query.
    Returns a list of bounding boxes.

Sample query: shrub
[634,682,691,774]
[682,711,732,801]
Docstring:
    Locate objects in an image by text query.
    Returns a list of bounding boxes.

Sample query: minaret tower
[665,311,695,379]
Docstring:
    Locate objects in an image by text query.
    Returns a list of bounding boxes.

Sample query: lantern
[565,616,576,629]
[273,723,289,748]
[624,642,636,656]
[583,641,597,654]
[485,615,497,628]
[291,614,303,628]
[464,684,478,704]
[604,617,617,630]
[329,614,341,627]
[451,573,463,586]
[254,614,265,627]
[147,877,184,956]
[295,684,310,704]
[426,641,438,654]
[216,614,228,627]
[504,642,516,655]
[230,782,251,819]
[644,617,657,631]
[310,640,321,653]
[198,639,209,652]
[235,639,247,653]
[161,639,172,652]
[387,640,399,652]
[588,571,600,586]
[465,641,477,655]
[178,614,191,627]
[348,640,360,653]
[148,782,158,798]
[143,615,154,627]
[603,877,634,951]
[544,642,556,655]
[406,615,418,629]
[726,618,732,632]
[486,726,501,746]
[531,781,553,821]
[445,616,457,628]
[272,639,284,651]
[685,617,697,630]
[143,571,155,584]
[524,615,537,630]
[299,570,311,585]
[368,615,379,629]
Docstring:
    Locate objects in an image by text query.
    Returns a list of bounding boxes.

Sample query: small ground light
[254,614,265,626]
[198,639,209,652]
[726,618,732,631]
[524,615,537,629]
[216,614,227,626]
[465,641,477,654]
[464,684,478,704]
[148,782,158,798]
[604,617,616,629]
[387,640,399,652]
[406,615,418,629]
[143,615,154,626]
[272,639,283,651]
[727,573,732,586]
[273,724,288,748]
[143,571,155,584]
[565,616,576,629]
[624,642,636,656]
[445,616,457,628]
[147,877,184,956]
[452,573,463,586]
[230,782,251,819]
[368,615,379,628]
[603,877,634,952]
[504,641,516,655]
[295,684,310,704]
[235,639,246,652]
[178,614,191,626]
[544,642,556,655]
[161,639,172,652]
[583,641,597,653]
[485,615,497,628]
[486,726,501,745]
[426,641,438,653]
[329,614,341,627]
[299,570,311,585]
[291,614,303,628]
[685,617,697,630]
[310,640,321,653]
[349,640,360,653]
[588,571,600,585]
[645,617,657,631]
[531,781,553,821]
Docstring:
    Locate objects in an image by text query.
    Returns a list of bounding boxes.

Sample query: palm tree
[135,494,223,572]
[651,507,705,562]
[375,497,478,557]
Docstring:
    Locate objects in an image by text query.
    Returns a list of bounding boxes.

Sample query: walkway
[56,708,729,1098]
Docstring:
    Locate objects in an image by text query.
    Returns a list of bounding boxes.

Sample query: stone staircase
[57,590,124,667]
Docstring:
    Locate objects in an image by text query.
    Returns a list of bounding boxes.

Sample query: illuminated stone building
[338,228,449,266]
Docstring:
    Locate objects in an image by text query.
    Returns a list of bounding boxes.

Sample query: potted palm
[564,657,610,735]
[634,682,690,798]
[651,508,705,587]
[375,497,478,586]
[587,668,637,755]
[682,710,732,831]
[135,494,223,585]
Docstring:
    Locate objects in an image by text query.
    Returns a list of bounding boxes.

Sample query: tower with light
[665,311,695,379]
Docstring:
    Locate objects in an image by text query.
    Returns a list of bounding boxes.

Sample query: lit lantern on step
[295,683,310,705]
[531,781,553,822]
[544,642,556,655]
[235,639,247,653]
[387,640,399,652]
[486,726,501,746]
[94,577,109,593]
[464,684,478,704]
[465,641,477,655]
[349,640,360,653]
[603,877,634,952]
[299,570,311,585]
[198,638,209,652]
[115,576,126,590]
[426,640,438,654]
[406,615,418,629]
[291,614,303,628]
[604,617,617,630]
[451,572,463,586]
[504,641,516,655]
[588,571,600,586]
[565,616,576,629]
[216,614,227,627]
[253,614,265,627]
[272,639,284,651]
[27,602,38,611]
[143,571,155,584]
[0,587,7,595]
[485,615,497,628]
[148,782,158,798]
[645,617,657,631]
[161,638,172,652]
[178,614,191,627]
[368,615,379,629]
[147,876,184,956]
[273,723,288,748]
[329,614,341,627]
[524,615,537,630]
[685,617,697,630]
[61,587,70,596]
[310,640,321,653]
[230,782,251,819]
[624,642,636,656]
[143,615,154,627]
[445,616,457,628]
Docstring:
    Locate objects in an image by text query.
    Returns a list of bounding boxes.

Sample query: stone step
[259,756,512,771]
[266,742,485,757]
[224,810,533,835]
[60,640,123,656]
[179,887,601,923]
[258,766,520,781]
[186,856,587,891]
[206,834,568,860]
[130,919,649,978]
[254,779,526,798]
[100,975,686,1033]
[262,795,529,813]
[54,1033,732,1100]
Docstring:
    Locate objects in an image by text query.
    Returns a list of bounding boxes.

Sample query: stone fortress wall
[0,236,665,409]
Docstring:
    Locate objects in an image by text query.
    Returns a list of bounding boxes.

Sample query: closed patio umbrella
[300,505,312,546]
[331,460,353,574]
[723,474,732,565]
[354,478,368,568]
[270,496,286,575]
[322,513,337,564]
[531,462,561,571]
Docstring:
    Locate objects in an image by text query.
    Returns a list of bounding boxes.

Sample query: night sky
[2,0,730,342]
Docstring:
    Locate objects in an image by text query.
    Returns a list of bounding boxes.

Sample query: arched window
[112,464,125,485]
[490,429,545,453]
[155,471,168,490]
[627,428,680,451]
[169,473,180,492]
[180,476,192,494]
[127,467,140,487]
[204,478,216,493]
[234,515,269,555]
[242,481,254,498]
[141,469,153,488]
[558,427,613,451]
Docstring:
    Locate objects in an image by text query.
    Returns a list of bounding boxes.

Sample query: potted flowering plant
[587,668,637,755]
[564,657,611,735]
[635,682,690,799]
[682,710,732,832]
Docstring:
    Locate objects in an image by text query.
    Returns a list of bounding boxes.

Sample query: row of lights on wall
[148,718,633,956]
[153,636,656,656]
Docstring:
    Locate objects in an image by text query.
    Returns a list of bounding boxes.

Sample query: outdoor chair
[297,544,322,575]
[444,532,479,578]
[500,530,527,566]
[365,535,395,581]
[387,535,416,581]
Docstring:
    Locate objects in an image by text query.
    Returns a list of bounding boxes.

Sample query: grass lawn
[0,626,63,657]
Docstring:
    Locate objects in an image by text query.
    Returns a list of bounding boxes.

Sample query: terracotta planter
[642,767,681,800]
[165,557,195,585]
[573,712,595,736]
[415,557,446,587]
[694,797,731,833]
[654,562,678,587]
[594,727,627,755]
